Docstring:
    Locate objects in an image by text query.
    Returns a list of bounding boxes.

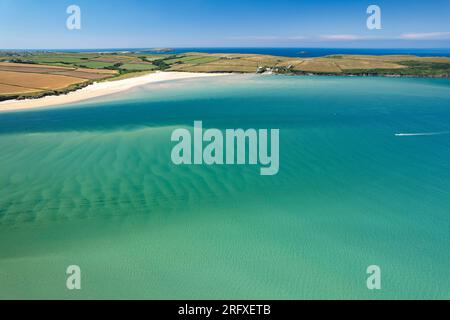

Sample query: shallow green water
[0,75,449,299]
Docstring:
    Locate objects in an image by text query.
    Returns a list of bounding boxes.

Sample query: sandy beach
[0,72,226,112]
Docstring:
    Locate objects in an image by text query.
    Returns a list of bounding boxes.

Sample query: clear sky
[0,0,449,49]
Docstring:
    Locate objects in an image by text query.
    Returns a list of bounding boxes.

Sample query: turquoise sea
[0,75,449,299]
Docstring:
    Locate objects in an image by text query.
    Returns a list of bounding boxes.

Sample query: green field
[2,51,449,77]
[119,63,158,71]
[0,50,449,101]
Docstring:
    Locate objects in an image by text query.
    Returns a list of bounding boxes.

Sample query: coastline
[0,67,448,114]
[0,72,226,112]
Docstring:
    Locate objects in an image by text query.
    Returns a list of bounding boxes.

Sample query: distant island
[0,50,449,102]
[137,48,174,53]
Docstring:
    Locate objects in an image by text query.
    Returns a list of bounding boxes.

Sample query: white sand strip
[0,72,226,112]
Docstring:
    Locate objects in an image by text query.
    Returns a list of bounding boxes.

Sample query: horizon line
[2,46,450,51]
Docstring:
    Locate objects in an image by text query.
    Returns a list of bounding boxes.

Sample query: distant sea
[170,48,450,57]
[8,47,450,57]
[0,75,449,299]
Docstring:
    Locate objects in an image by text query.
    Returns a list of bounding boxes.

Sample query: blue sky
[0,0,449,49]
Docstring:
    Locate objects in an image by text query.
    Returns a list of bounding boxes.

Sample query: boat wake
[395,131,450,137]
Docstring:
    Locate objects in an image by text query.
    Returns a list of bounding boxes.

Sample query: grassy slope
[164,53,450,76]
[1,51,449,101]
